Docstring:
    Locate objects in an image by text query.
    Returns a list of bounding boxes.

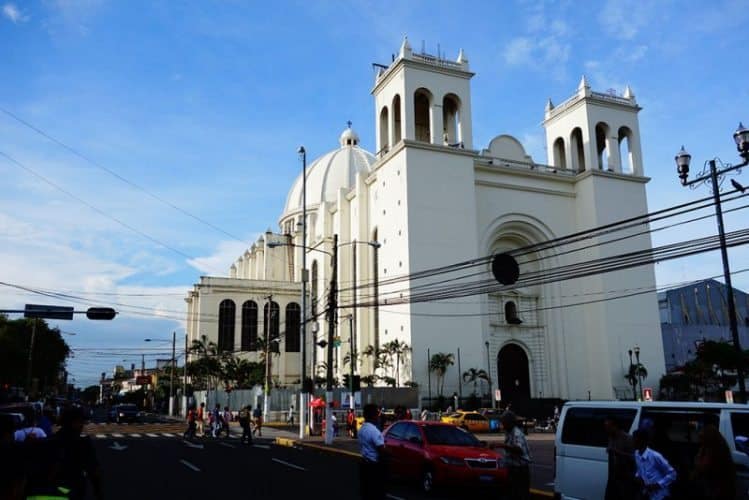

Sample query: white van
[554,401,749,500]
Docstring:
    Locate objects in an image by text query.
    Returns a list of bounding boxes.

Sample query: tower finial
[457,48,467,63]
[545,98,555,113]
[623,85,634,99]
[399,36,412,59]
[578,75,589,91]
[347,120,352,129]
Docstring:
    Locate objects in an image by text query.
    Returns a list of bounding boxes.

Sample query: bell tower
[543,76,644,176]
[372,37,474,156]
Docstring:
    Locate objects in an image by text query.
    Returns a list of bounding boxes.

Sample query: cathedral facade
[185,38,665,403]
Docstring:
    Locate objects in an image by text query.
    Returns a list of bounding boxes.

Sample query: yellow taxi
[439,410,490,433]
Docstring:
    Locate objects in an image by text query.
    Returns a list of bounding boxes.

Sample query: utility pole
[170,330,176,416]
[325,234,338,445]
[183,333,188,416]
[26,318,37,399]
[299,145,308,440]
[348,314,355,410]
[264,295,273,422]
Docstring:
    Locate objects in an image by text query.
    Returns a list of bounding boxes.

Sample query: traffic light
[85,307,117,320]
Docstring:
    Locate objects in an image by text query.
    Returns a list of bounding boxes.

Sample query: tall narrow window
[596,123,610,170]
[392,95,402,143]
[618,126,634,174]
[505,301,522,325]
[553,137,567,169]
[571,128,585,172]
[443,94,460,144]
[311,260,319,316]
[285,303,301,352]
[379,106,389,155]
[263,301,280,353]
[414,89,431,142]
[241,300,258,351]
[218,299,236,352]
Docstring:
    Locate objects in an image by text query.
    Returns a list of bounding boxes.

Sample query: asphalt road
[86,430,554,500]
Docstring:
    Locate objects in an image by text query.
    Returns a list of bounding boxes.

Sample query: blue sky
[1,0,748,387]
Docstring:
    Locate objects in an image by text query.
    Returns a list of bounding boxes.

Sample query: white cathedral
[185,38,666,404]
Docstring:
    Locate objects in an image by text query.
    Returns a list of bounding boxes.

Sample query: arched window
[570,127,585,172]
[379,106,389,155]
[618,126,634,173]
[218,299,236,352]
[443,94,460,144]
[241,300,258,351]
[263,301,280,353]
[392,95,402,144]
[311,260,319,316]
[505,301,522,325]
[595,122,610,170]
[553,137,567,169]
[285,303,301,352]
[414,89,431,143]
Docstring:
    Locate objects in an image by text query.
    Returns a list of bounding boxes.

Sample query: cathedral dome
[282,126,375,218]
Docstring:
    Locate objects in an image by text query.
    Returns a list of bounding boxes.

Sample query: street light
[298,145,308,441]
[634,345,643,401]
[675,123,749,403]
[145,334,177,416]
[485,341,494,409]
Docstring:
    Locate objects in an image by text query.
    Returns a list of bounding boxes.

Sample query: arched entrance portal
[497,344,530,406]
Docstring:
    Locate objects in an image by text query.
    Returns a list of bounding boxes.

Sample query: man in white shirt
[632,429,676,500]
[14,408,47,442]
[359,404,385,500]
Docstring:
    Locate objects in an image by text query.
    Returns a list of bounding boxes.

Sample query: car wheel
[422,469,434,494]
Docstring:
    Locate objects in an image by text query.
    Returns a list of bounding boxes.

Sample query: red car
[383,420,508,493]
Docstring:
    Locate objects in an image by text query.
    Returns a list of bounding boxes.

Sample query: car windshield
[423,425,481,446]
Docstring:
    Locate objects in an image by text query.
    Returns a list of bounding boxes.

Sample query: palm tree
[362,344,391,378]
[381,340,411,387]
[429,352,455,397]
[189,335,221,393]
[462,367,491,396]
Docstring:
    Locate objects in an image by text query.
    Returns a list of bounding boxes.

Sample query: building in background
[660,279,749,371]
[186,38,666,404]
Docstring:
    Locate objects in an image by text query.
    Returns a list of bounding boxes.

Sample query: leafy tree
[462,367,490,396]
[361,344,390,379]
[81,385,100,405]
[429,352,455,397]
[381,340,411,387]
[0,315,70,397]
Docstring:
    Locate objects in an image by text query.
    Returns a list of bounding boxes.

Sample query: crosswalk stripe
[146,433,159,437]
[111,433,124,438]
[130,433,141,438]
[96,434,106,439]
[161,433,175,437]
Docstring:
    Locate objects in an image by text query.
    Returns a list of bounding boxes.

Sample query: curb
[274,437,554,498]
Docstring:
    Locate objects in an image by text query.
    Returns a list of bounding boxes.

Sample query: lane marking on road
[219,442,236,449]
[546,482,555,486]
[95,434,106,439]
[162,433,176,437]
[130,433,141,438]
[253,444,271,449]
[386,495,405,500]
[146,433,159,438]
[179,459,201,472]
[111,433,124,438]
[271,458,307,472]
[183,440,204,449]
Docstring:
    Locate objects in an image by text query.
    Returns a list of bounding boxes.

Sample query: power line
[0,106,249,244]
[0,150,224,271]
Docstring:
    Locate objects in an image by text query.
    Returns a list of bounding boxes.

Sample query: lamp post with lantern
[674,122,749,403]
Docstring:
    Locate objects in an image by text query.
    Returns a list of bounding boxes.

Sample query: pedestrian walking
[239,405,253,445]
[223,406,232,438]
[287,404,294,426]
[196,402,205,437]
[211,404,222,438]
[420,408,429,421]
[359,404,386,500]
[347,409,357,438]
[495,411,531,500]
[183,406,197,440]
[691,425,735,500]
[633,428,676,500]
[252,406,263,436]
[604,417,637,500]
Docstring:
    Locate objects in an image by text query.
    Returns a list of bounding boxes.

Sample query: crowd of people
[184,402,266,443]
[0,406,103,500]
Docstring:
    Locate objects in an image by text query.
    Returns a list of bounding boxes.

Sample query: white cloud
[598,0,654,41]
[2,3,29,23]
[187,239,251,275]
[504,37,534,65]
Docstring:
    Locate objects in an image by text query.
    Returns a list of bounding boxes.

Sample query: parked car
[440,411,491,433]
[554,401,749,500]
[383,420,507,493]
[108,404,139,423]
